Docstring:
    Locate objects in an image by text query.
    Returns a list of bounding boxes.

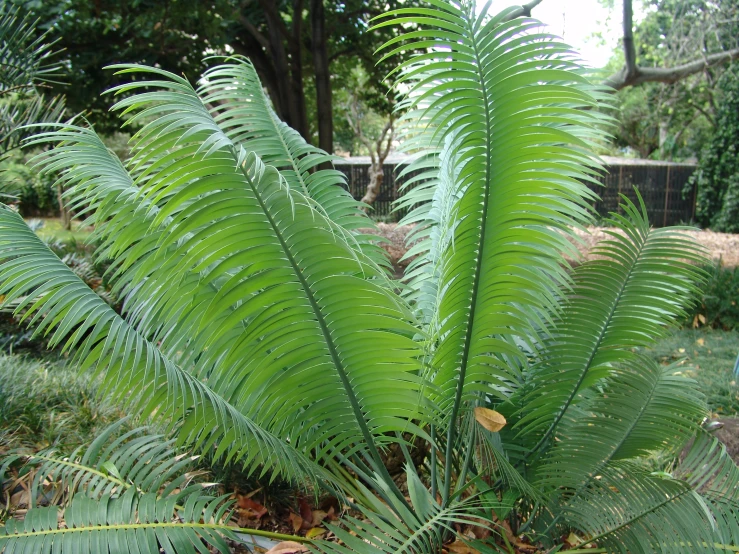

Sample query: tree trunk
[311,0,333,155]
[57,184,71,231]
[361,164,383,207]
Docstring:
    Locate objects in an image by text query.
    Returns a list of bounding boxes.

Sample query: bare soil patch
[371,223,739,271]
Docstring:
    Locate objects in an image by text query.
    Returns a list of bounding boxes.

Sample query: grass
[645,328,739,416]
[0,355,125,454]
[30,217,94,245]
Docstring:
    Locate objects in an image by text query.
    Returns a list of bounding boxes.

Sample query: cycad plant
[1,1,738,552]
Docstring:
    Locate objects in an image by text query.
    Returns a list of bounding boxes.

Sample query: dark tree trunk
[311,0,333,155]
[290,0,309,139]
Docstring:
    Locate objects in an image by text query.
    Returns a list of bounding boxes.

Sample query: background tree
[689,65,739,232]
[338,67,395,209]
[18,0,420,154]
[604,0,738,160]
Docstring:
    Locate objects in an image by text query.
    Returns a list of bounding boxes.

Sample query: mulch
[369,223,739,270]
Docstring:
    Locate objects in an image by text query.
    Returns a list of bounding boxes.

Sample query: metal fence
[334,156,697,227]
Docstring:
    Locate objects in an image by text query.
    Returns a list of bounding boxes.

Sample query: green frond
[199,59,380,246]
[316,468,495,554]
[677,431,739,546]
[0,2,63,94]
[8,421,203,508]
[0,487,234,554]
[564,462,718,553]
[0,94,66,155]
[0,206,339,491]
[537,358,705,492]
[514,195,708,455]
[377,2,607,429]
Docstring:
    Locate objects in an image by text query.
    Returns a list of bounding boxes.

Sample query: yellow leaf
[678,348,685,353]
[474,407,506,432]
[305,527,326,540]
[696,338,705,346]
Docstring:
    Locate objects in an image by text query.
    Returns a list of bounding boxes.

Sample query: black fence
[335,156,697,227]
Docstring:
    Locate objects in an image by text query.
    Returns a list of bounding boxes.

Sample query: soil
[713,417,739,464]
[370,223,739,272]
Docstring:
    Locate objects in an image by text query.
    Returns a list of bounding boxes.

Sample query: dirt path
[371,223,739,270]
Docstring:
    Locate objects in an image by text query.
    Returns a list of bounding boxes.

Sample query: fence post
[662,165,671,227]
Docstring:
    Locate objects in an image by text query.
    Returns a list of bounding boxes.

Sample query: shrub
[686,260,739,330]
[1,2,737,553]
[689,65,739,232]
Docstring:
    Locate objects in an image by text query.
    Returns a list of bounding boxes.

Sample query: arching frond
[376,2,608,429]
[514,196,707,456]
[4,421,202,508]
[0,488,234,554]
[0,206,339,490]
[677,431,739,546]
[537,357,705,493]
[199,58,389,268]
[316,467,496,554]
[564,462,717,554]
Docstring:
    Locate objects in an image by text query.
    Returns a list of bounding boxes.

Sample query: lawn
[30,217,94,245]
[645,327,739,416]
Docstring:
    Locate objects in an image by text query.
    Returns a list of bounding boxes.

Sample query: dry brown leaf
[298,497,313,530]
[236,494,268,519]
[473,407,506,432]
[446,540,481,554]
[264,541,309,554]
[288,512,303,533]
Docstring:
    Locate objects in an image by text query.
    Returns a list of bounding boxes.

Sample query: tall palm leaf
[375,0,609,503]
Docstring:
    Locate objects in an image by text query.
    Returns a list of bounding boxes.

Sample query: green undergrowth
[644,328,739,416]
[0,355,126,453]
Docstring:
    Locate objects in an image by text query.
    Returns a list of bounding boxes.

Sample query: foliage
[609,0,738,161]
[0,355,124,451]
[646,328,739,416]
[689,65,739,232]
[0,421,236,553]
[1,1,738,552]
[0,149,57,214]
[685,259,739,330]
[0,0,66,158]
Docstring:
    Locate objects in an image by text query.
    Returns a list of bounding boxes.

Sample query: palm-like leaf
[563,462,717,554]
[0,206,338,490]
[0,422,235,554]
[0,2,62,94]
[200,58,383,253]
[513,196,707,457]
[9,62,428,489]
[375,0,610,505]
[0,94,66,155]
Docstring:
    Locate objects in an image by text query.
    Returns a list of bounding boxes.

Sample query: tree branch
[604,47,739,90]
[503,0,545,20]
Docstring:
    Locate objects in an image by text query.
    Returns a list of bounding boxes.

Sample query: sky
[477,0,632,69]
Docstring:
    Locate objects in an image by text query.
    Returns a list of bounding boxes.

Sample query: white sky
[477,0,637,69]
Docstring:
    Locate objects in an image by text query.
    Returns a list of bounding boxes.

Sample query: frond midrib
[443,7,494,506]
[528,229,650,460]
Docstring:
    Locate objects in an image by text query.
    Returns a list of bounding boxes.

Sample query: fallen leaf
[565,532,582,547]
[310,509,328,527]
[697,337,705,346]
[473,407,506,432]
[446,540,481,554]
[288,512,303,533]
[298,497,313,530]
[678,348,686,353]
[237,495,268,519]
[305,527,326,539]
[265,541,309,554]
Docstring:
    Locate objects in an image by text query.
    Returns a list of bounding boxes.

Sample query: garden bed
[370,223,739,271]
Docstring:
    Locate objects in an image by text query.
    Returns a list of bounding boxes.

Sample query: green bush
[689,65,739,232]
[1,2,738,553]
[686,261,739,330]
[0,154,58,216]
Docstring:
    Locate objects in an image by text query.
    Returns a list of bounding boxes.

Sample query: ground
[371,223,739,271]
